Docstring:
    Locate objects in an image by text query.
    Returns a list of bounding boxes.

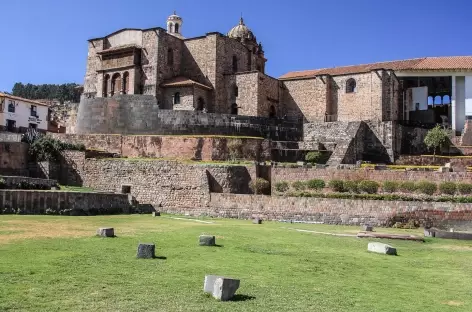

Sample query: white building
[0,93,49,132]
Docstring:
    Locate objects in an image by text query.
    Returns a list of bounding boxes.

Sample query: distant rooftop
[280,56,472,80]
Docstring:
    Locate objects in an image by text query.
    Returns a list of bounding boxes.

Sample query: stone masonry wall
[204,193,472,230]
[0,142,29,176]
[272,167,472,184]
[0,190,132,215]
[283,77,327,122]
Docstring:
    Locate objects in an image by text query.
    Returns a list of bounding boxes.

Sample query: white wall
[1,97,48,130]
[411,86,428,111]
[455,76,466,132]
[465,76,472,117]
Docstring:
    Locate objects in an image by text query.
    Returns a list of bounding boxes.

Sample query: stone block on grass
[253,218,262,224]
[97,228,114,237]
[204,275,240,301]
[137,243,155,259]
[368,242,397,255]
[362,225,373,232]
[199,235,216,246]
[152,211,161,217]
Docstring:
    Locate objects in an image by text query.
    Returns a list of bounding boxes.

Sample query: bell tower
[167,11,184,39]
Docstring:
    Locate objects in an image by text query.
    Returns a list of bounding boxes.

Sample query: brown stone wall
[0,190,132,215]
[333,71,384,121]
[227,72,259,116]
[164,86,194,110]
[50,133,270,161]
[272,167,472,184]
[258,74,281,118]
[141,29,160,96]
[83,40,103,97]
[283,77,327,122]
[204,193,472,230]
[0,142,29,176]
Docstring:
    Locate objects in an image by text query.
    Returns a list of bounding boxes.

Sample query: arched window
[197,97,205,111]
[103,74,110,97]
[346,78,356,93]
[8,101,15,113]
[443,95,451,104]
[434,95,442,105]
[427,96,434,105]
[231,103,238,115]
[111,73,121,96]
[174,23,179,33]
[122,72,129,94]
[173,92,181,105]
[169,23,174,33]
[233,85,239,97]
[232,55,238,73]
[167,48,174,66]
[269,105,276,118]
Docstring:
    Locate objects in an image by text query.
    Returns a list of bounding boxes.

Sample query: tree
[424,125,450,159]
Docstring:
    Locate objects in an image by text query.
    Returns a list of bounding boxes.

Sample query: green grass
[100,157,255,166]
[1,215,472,311]
[58,185,97,193]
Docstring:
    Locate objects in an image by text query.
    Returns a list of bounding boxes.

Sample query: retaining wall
[0,190,132,215]
[2,176,57,189]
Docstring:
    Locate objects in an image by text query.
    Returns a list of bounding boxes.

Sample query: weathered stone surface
[362,225,373,232]
[199,235,216,246]
[97,227,114,237]
[424,228,472,240]
[253,218,262,224]
[204,275,240,301]
[367,242,397,255]
[137,243,155,259]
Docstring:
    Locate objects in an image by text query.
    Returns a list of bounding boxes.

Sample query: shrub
[382,181,399,193]
[305,151,322,164]
[227,139,243,161]
[0,177,5,189]
[275,181,289,193]
[29,136,85,162]
[306,179,325,190]
[416,181,437,196]
[249,178,270,195]
[457,183,472,195]
[399,181,417,193]
[292,181,306,191]
[358,180,380,194]
[343,180,359,193]
[439,182,456,195]
[328,180,345,192]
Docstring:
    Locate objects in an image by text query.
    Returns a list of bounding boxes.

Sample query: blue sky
[1,0,471,92]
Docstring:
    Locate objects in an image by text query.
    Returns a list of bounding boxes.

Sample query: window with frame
[173,92,181,105]
[30,105,37,117]
[346,78,357,93]
[8,101,15,113]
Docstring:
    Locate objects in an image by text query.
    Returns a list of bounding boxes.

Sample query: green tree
[424,125,450,158]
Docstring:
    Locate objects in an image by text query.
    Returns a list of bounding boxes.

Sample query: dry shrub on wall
[249,178,270,195]
[274,181,289,193]
[416,181,437,196]
[358,181,379,194]
[382,181,399,193]
[439,182,456,195]
[227,139,243,162]
[457,183,472,195]
[343,181,360,193]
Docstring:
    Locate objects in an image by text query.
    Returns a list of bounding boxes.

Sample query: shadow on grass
[154,256,167,260]
[230,294,256,302]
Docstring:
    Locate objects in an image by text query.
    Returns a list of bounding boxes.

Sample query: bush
[29,136,85,162]
[439,182,456,195]
[249,178,270,195]
[399,181,417,193]
[306,179,325,190]
[457,183,472,195]
[416,181,437,195]
[358,180,380,194]
[0,177,5,189]
[275,181,289,193]
[382,181,399,193]
[343,180,359,193]
[305,151,322,164]
[328,180,345,192]
[292,181,306,191]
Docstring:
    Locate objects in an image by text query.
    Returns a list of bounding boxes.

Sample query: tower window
[173,92,181,105]
[234,85,239,97]
[175,23,179,33]
[232,55,238,73]
[346,78,357,93]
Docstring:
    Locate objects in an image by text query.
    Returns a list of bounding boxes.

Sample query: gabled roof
[280,56,472,80]
[161,76,213,90]
[0,92,50,107]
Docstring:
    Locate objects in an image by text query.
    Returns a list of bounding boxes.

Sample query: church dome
[167,11,182,22]
[227,17,256,42]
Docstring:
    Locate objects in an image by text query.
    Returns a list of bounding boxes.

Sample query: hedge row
[275,179,472,196]
[0,178,53,190]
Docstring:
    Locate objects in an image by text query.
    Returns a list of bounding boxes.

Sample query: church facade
[82,12,472,132]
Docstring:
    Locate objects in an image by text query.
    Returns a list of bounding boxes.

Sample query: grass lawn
[0,215,471,311]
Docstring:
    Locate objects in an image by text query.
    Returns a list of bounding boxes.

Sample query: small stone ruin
[367,242,397,255]
[152,211,161,217]
[204,275,240,301]
[424,228,472,240]
[137,243,156,259]
[253,218,263,224]
[199,235,216,246]
[362,225,373,232]
[97,227,115,237]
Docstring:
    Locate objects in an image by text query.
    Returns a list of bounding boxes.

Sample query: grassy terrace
[1,215,471,311]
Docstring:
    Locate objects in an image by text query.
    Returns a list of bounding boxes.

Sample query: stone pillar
[451,75,457,131]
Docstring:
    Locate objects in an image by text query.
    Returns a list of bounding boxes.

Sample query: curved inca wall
[76,95,302,140]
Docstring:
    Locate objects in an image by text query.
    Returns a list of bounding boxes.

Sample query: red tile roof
[161,76,213,90]
[0,92,50,107]
[279,56,472,80]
